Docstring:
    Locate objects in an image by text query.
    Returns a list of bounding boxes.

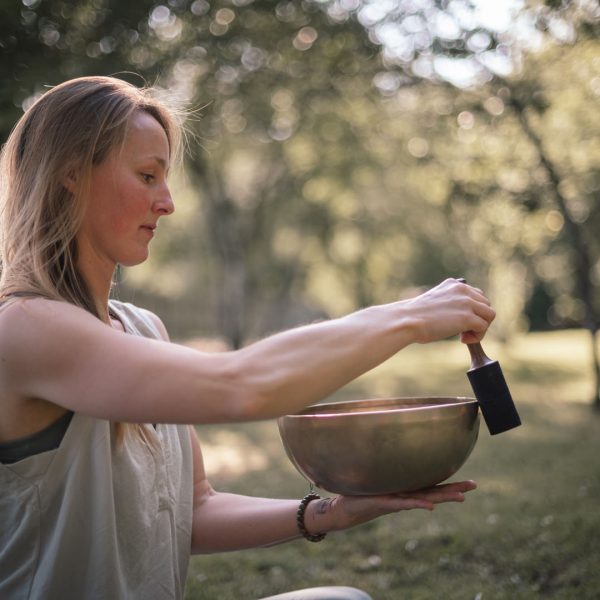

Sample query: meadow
[184,329,600,599]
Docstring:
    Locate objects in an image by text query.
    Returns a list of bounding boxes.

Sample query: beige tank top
[0,300,194,600]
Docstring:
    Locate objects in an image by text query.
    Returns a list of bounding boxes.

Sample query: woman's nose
[154,184,175,215]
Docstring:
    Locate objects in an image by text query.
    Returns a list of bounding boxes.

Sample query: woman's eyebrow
[149,156,169,171]
[141,154,170,174]
[140,155,169,169]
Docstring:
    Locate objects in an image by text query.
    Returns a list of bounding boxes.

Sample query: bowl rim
[281,396,478,419]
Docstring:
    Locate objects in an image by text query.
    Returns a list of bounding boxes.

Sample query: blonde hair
[0,75,183,445]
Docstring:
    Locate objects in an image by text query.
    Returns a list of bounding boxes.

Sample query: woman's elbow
[221,350,279,422]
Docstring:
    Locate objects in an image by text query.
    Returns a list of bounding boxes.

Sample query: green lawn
[184,330,600,599]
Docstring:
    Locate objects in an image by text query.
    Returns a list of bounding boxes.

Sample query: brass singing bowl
[278,397,480,496]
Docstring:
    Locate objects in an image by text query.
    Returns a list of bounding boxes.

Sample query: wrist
[304,495,336,535]
[359,302,419,344]
[394,299,428,344]
[375,300,422,346]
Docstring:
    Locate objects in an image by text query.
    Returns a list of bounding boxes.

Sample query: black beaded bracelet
[296,492,327,542]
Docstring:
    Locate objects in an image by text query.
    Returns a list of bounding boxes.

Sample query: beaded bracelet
[296,492,327,542]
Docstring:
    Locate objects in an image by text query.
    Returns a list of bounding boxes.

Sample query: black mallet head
[467,342,522,435]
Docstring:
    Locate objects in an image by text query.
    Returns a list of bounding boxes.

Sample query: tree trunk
[591,328,600,410]
[204,168,247,349]
[508,91,600,407]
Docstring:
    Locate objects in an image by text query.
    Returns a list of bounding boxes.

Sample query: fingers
[440,279,494,323]
[407,279,496,344]
[454,278,486,299]
[460,292,496,343]
[460,312,495,344]
[398,490,464,506]
[333,480,478,527]
[461,330,485,344]
[448,279,495,342]
[454,280,494,314]
[430,480,477,493]
[448,278,490,305]
[394,499,435,511]
[395,480,477,507]
[362,480,477,514]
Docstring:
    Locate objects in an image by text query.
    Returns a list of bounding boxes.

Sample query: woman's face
[76,110,174,269]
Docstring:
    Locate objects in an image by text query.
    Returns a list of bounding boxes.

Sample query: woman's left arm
[188,427,476,554]
[188,426,302,553]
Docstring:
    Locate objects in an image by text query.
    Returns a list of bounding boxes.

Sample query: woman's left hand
[305,480,477,534]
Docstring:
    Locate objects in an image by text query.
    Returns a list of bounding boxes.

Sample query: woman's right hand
[400,278,495,345]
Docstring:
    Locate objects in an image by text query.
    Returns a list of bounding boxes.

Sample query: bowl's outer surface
[278,397,480,495]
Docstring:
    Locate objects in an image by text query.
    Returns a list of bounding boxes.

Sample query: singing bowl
[278,397,479,496]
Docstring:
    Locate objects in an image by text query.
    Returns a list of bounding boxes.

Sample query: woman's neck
[77,257,116,325]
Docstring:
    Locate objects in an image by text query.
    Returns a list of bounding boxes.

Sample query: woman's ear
[62,166,78,194]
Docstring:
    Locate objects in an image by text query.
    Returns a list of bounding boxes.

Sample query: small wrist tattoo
[315,498,332,515]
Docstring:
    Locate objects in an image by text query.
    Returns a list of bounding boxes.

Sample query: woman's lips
[140,224,156,237]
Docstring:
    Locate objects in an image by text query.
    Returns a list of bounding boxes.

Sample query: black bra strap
[0,411,74,464]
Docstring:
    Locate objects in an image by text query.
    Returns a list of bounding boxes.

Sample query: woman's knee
[336,586,373,600]
[260,586,373,600]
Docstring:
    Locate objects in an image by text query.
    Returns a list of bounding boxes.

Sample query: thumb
[460,331,483,344]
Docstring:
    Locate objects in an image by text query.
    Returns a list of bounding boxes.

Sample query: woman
[0,76,494,600]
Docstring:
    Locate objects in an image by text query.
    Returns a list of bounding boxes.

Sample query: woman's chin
[119,251,149,268]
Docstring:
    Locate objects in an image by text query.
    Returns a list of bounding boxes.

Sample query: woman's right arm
[0,279,494,425]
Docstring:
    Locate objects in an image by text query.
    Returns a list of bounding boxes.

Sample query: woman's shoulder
[0,296,96,340]
[0,296,89,330]
[0,297,91,361]
[0,297,99,407]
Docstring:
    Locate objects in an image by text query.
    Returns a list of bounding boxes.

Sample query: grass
[183,330,600,599]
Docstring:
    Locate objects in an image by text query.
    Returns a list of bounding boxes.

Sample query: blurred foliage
[1,0,599,388]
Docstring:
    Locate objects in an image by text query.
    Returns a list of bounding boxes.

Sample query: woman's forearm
[232,278,494,420]
[232,303,417,420]
[191,492,309,554]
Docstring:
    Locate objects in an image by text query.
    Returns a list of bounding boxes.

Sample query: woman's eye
[141,173,154,183]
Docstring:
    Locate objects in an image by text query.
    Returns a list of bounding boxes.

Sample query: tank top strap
[108,300,164,340]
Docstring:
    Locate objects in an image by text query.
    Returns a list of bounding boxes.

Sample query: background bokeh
[3,1,599,361]
[2,1,600,598]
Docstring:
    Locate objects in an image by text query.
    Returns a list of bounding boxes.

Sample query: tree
[501,42,600,407]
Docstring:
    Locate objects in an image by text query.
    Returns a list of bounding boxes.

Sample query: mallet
[466,342,522,435]
[458,279,522,435]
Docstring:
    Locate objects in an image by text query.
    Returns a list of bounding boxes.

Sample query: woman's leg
[259,586,373,600]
